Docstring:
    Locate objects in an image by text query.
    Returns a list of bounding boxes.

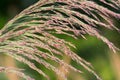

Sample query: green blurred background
[0,0,120,80]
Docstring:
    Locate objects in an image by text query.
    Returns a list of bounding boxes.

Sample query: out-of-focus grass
[110,53,120,80]
[0,16,7,29]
